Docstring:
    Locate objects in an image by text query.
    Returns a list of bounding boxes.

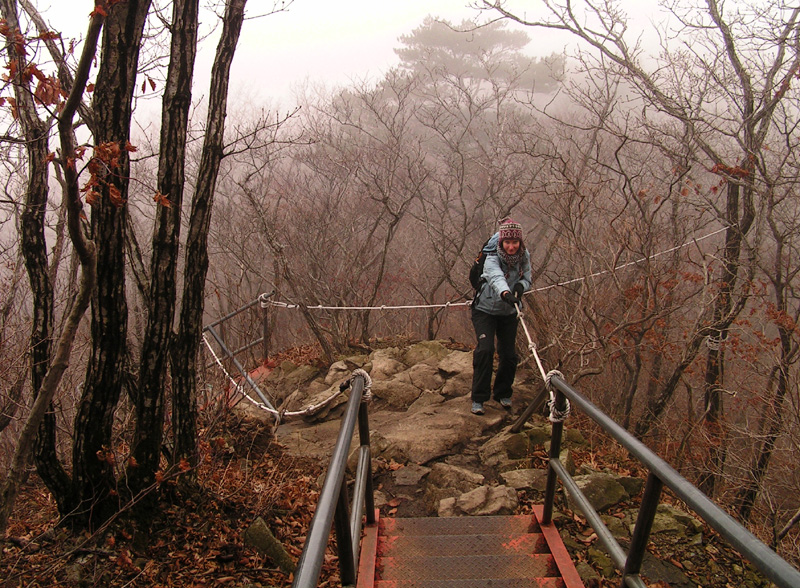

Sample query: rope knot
[351,368,373,402]
[544,370,570,423]
[545,369,564,391]
[547,398,571,423]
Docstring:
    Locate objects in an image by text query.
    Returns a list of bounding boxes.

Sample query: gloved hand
[513,283,525,298]
[501,291,520,307]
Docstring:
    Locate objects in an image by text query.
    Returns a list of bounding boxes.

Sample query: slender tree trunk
[171,0,248,472]
[128,0,199,498]
[0,0,72,508]
[735,359,789,522]
[698,178,755,497]
[72,0,151,529]
[0,0,102,534]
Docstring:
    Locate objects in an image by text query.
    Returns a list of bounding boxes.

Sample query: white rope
[262,300,469,311]
[544,369,571,423]
[202,334,368,424]
[533,227,726,293]
[349,368,373,402]
[514,303,572,423]
[256,227,726,312]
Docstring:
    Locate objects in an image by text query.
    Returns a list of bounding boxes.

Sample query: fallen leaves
[1,427,332,588]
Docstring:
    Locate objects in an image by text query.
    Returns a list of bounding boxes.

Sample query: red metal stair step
[376,553,559,582]
[379,514,538,537]
[374,578,565,588]
[378,531,549,557]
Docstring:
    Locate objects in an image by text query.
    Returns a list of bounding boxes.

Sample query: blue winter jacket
[473,232,532,316]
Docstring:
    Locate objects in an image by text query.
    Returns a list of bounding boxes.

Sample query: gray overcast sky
[36,1,661,108]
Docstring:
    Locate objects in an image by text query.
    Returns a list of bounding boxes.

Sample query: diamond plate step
[378,531,549,557]
[376,553,558,582]
[379,514,538,537]
[374,578,565,588]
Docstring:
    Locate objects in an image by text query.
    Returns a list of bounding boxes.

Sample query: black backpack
[469,237,492,291]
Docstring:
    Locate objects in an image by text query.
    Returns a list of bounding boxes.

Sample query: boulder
[439,371,472,397]
[402,341,450,366]
[369,358,407,381]
[370,378,422,408]
[269,364,320,397]
[526,424,552,447]
[479,429,532,469]
[649,504,703,537]
[437,350,473,376]
[569,472,629,513]
[288,380,347,419]
[405,363,445,391]
[408,392,446,412]
[618,476,644,497]
[427,462,485,493]
[393,463,431,486]
[376,396,503,464]
[276,417,352,460]
[324,355,369,385]
[500,468,548,491]
[439,485,518,517]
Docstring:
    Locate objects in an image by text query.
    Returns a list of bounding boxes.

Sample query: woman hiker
[470,218,532,415]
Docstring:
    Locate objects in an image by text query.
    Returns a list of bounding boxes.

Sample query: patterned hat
[498,218,523,243]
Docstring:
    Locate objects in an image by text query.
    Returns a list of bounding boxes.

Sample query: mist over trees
[1,0,799,567]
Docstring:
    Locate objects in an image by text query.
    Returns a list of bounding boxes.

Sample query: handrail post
[358,402,376,525]
[542,388,567,524]
[622,472,664,585]
[262,301,269,362]
[334,477,356,585]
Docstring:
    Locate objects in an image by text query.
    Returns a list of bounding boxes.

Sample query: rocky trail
[237,339,774,588]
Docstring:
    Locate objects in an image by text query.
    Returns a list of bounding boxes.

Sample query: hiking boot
[471,401,485,415]
[498,397,512,410]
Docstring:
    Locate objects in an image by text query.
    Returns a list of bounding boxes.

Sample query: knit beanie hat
[498,218,523,244]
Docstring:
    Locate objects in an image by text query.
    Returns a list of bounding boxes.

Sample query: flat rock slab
[375,397,505,464]
[275,396,506,466]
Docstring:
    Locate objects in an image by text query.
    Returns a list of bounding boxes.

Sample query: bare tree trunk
[0,0,101,534]
[128,0,199,498]
[72,0,151,530]
[171,0,248,473]
[698,180,755,497]
[0,0,70,506]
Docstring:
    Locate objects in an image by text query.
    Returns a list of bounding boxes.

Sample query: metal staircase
[357,506,585,588]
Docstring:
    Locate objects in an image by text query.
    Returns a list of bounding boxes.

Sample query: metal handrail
[292,374,376,588]
[541,374,800,588]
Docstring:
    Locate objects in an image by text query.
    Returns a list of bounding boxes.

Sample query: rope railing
[203,226,726,423]
[255,226,726,313]
[202,332,372,424]
[260,299,469,311]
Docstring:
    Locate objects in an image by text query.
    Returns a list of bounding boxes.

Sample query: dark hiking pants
[471,307,519,403]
